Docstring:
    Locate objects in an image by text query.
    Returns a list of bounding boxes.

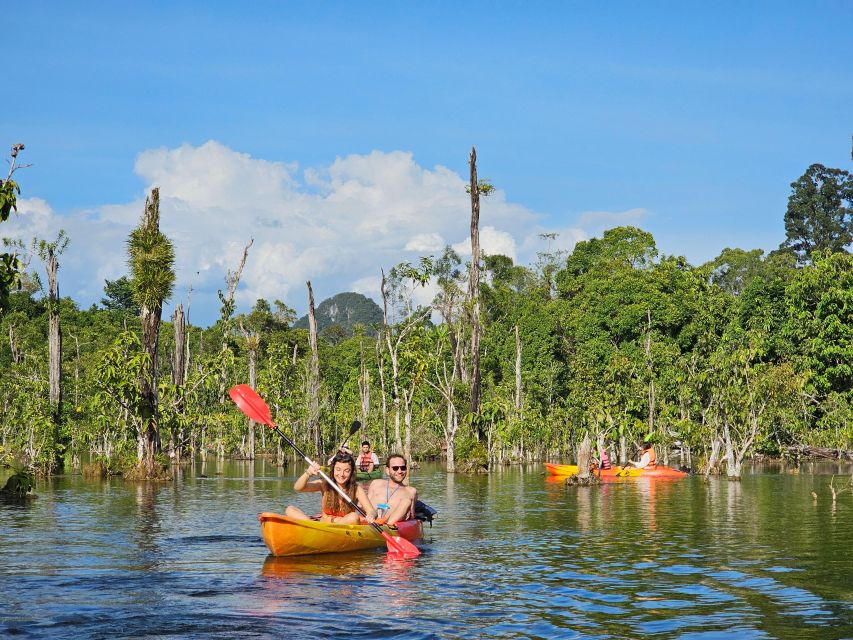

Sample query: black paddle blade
[348,420,361,436]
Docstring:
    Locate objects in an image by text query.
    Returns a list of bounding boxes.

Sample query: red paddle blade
[229,384,274,427]
[382,531,421,559]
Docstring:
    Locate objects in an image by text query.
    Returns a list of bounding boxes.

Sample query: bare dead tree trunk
[218,237,253,388]
[380,269,403,453]
[358,340,370,440]
[140,299,162,473]
[184,286,192,383]
[378,269,390,451]
[577,433,592,479]
[307,281,323,457]
[428,338,461,473]
[246,333,258,461]
[9,324,22,364]
[469,146,482,417]
[171,303,186,463]
[45,250,62,428]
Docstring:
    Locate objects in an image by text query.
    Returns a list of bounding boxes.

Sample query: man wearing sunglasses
[366,454,417,525]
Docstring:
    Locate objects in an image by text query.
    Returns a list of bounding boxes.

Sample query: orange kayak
[259,512,423,557]
[544,462,688,479]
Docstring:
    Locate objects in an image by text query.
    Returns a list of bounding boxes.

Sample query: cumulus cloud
[5,142,546,323]
[453,226,519,261]
[405,232,446,252]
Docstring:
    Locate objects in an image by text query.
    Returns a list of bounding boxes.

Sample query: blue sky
[3,1,852,325]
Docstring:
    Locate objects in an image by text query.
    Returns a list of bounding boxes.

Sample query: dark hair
[361,440,370,447]
[385,453,406,468]
[642,442,652,450]
[323,453,357,515]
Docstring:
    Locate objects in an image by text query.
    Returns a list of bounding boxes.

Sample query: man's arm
[384,492,414,525]
[634,452,650,469]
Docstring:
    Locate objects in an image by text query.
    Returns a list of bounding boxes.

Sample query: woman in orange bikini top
[284,453,377,525]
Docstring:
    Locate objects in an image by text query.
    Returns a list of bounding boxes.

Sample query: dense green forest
[2,144,852,480]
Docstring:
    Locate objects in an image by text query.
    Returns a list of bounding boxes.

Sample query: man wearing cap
[357,440,380,473]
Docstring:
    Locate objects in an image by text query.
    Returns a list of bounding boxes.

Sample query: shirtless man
[366,453,417,525]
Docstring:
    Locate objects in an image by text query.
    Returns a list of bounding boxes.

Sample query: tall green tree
[0,143,26,313]
[101,275,140,314]
[784,251,853,399]
[127,188,175,476]
[781,164,853,264]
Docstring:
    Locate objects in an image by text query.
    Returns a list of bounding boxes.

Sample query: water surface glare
[1,460,851,638]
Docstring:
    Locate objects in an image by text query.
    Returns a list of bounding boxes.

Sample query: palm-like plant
[127,188,175,476]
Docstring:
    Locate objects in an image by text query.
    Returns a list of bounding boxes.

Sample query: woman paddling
[285,453,377,525]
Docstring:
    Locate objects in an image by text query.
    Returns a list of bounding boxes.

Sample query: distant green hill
[294,292,383,337]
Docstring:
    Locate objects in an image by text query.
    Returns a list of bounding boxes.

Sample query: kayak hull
[356,469,383,481]
[259,512,423,557]
[544,462,687,479]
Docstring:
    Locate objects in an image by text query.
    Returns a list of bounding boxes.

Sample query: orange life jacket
[359,452,373,471]
[646,448,657,470]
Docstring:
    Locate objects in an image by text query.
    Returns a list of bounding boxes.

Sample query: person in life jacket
[358,440,380,473]
[626,442,657,470]
[596,447,612,470]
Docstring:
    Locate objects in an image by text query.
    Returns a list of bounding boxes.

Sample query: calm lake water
[1,459,852,639]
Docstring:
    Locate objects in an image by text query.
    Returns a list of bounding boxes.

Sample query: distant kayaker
[626,442,657,470]
[326,445,353,465]
[596,447,612,470]
[358,440,380,473]
[285,453,377,525]
[366,453,417,525]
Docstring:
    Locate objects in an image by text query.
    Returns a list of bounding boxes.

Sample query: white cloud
[453,226,519,261]
[405,232,445,252]
[4,142,544,323]
[351,275,382,300]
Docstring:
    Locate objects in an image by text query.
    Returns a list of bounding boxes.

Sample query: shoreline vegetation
[2,143,853,482]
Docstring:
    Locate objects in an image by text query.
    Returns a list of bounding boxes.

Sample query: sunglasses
[390,465,407,472]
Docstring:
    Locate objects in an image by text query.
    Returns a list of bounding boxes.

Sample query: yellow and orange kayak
[544,462,687,479]
[259,512,423,557]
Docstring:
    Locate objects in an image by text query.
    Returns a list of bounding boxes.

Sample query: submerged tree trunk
[445,396,459,473]
[46,251,61,429]
[577,433,592,479]
[706,434,723,478]
[307,281,322,458]
[469,146,482,417]
[140,300,163,474]
[245,332,258,461]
